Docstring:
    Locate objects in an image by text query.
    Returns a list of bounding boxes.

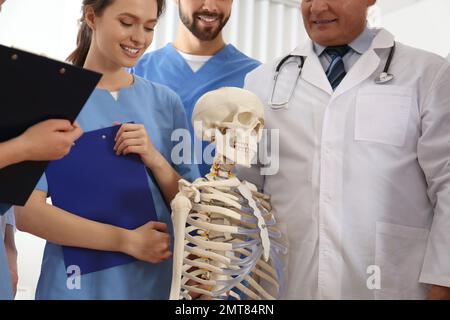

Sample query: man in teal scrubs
[133,0,260,176]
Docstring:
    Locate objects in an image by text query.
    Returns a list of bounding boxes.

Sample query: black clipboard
[0,44,102,206]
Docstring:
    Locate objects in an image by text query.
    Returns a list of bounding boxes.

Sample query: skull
[192,87,265,167]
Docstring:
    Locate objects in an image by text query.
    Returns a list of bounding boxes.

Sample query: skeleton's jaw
[213,128,258,169]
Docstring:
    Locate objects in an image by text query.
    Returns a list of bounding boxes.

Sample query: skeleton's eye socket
[253,123,262,133]
[237,112,254,125]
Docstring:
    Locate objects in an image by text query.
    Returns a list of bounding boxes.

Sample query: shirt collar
[313,26,377,56]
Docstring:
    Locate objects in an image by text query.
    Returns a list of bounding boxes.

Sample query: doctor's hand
[113,122,159,169]
[124,221,172,264]
[427,285,450,300]
[17,119,83,161]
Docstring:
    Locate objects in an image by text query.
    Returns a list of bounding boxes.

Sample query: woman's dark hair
[67,0,165,67]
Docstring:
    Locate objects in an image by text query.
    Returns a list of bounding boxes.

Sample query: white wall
[0,0,302,63]
[0,0,449,299]
[0,0,82,60]
[378,0,450,57]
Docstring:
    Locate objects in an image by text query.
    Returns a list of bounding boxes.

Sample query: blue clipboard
[46,125,157,275]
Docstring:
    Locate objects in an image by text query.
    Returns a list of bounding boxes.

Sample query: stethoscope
[269,42,396,109]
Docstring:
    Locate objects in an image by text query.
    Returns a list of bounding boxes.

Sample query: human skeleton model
[169,87,288,300]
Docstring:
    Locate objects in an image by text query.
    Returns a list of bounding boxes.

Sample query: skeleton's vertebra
[170,87,287,300]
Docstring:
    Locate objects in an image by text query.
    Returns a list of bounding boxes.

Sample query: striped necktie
[325,45,350,90]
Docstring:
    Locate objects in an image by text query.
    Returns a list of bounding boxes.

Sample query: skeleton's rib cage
[170,177,288,300]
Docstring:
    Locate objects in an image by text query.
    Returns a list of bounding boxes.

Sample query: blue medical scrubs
[0,230,13,300]
[0,204,13,300]
[132,44,261,176]
[34,77,200,300]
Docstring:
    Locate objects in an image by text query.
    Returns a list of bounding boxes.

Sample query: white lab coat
[237,28,450,299]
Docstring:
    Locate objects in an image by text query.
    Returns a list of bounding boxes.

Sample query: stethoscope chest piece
[374,42,396,85]
[375,72,394,84]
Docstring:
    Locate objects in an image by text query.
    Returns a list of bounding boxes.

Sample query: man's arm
[0,138,27,170]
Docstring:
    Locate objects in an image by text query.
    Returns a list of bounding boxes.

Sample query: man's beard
[179,6,230,41]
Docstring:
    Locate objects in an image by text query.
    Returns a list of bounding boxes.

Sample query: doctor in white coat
[237,0,450,299]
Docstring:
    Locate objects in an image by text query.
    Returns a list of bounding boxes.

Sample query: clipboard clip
[10,52,66,76]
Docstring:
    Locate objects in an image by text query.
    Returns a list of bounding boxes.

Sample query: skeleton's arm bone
[169,193,193,300]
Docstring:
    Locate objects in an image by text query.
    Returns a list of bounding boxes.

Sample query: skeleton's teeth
[233,142,250,152]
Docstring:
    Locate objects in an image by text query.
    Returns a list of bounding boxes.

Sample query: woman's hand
[113,122,160,169]
[112,121,181,205]
[123,221,172,264]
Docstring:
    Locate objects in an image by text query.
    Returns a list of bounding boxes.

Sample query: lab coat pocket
[355,86,412,147]
[374,222,430,300]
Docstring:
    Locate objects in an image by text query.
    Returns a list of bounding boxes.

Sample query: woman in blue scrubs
[15,0,199,299]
